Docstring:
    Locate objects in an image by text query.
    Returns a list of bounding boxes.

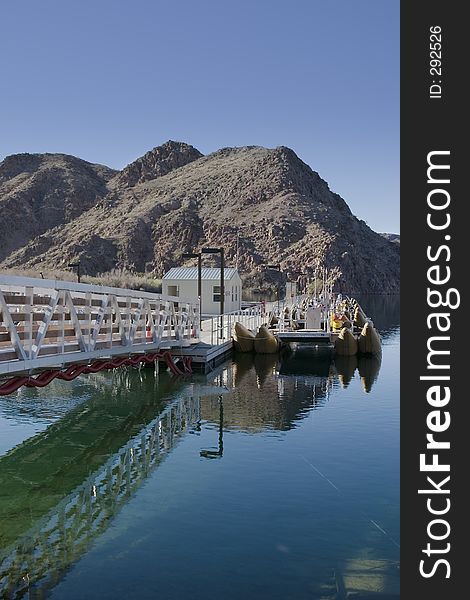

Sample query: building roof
[163,267,240,281]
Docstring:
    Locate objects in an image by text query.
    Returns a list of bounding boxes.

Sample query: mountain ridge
[0,141,399,293]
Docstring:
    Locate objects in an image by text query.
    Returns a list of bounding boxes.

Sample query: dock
[0,275,266,389]
[276,330,334,345]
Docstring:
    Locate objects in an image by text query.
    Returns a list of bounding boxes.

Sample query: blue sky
[0,0,399,232]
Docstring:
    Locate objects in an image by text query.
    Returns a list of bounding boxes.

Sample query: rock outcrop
[380,233,400,244]
[109,140,203,188]
[0,153,116,261]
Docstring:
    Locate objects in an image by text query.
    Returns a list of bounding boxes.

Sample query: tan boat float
[232,322,256,353]
[254,324,279,354]
[334,327,358,356]
[358,322,382,356]
[353,307,367,328]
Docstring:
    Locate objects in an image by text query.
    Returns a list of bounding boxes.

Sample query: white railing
[271,296,333,333]
[200,304,266,346]
[0,275,200,376]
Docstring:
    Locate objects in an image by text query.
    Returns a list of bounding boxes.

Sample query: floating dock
[0,275,266,390]
[276,330,334,345]
[171,340,234,373]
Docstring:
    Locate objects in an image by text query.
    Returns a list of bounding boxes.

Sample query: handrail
[0,276,200,377]
[0,274,171,301]
[200,303,266,345]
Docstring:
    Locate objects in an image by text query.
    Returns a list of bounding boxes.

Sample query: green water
[0,296,400,599]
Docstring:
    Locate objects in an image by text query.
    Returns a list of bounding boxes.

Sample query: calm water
[0,296,400,599]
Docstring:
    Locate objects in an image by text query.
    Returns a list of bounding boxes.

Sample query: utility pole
[68,262,81,283]
[267,264,281,314]
[182,252,202,328]
[202,247,225,340]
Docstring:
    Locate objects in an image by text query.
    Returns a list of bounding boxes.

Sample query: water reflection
[334,355,358,389]
[200,396,224,459]
[0,388,89,425]
[200,348,382,437]
[356,294,400,340]
[357,355,382,394]
[201,354,332,434]
[0,295,398,599]
[278,346,334,377]
[0,371,193,598]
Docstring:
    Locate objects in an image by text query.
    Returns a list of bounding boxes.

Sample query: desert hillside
[0,141,399,293]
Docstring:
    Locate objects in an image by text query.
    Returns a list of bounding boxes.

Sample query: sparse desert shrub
[84,269,162,293]
[0,267,162,293]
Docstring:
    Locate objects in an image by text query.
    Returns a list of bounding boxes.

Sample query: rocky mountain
[109,141,203,189]
[0,153,116,261]
[0,141,399,293]
[380,233,400,244]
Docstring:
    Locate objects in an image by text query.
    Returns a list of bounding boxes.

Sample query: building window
[235,286,238,301]
[213,285,221,302]
[168,285,179,297]
[231,286,234,301]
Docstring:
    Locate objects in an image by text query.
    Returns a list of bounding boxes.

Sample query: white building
[162,267,242,315]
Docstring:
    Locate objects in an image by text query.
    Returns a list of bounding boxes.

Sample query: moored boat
[232,322,256,353]
[358,322,382,356]
[254,324,279,354]
[354,307,367,328]
[334,327,358,356]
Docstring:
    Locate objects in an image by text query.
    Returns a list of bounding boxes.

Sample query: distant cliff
[380,233,400,244]
[0,141,399,293]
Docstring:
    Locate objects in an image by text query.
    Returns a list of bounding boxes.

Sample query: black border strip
[401,3,465,597]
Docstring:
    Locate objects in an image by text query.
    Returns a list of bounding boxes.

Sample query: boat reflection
[333,353,382,393]
[0,300,389,598]
[357,355,382,393]
[200,352,333,433]
[253,352,278,387]
[334,354,358,388]
[278,345,334,377]
[200,347,383,437]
